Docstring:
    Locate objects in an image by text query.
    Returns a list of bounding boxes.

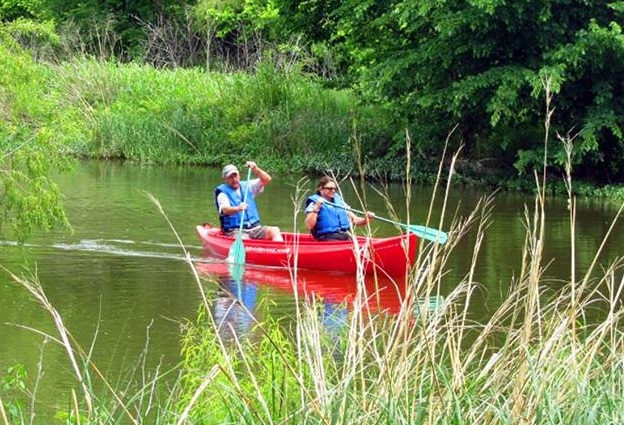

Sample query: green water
[1,160,623,421]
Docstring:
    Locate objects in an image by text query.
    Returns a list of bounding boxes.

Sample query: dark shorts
[314,231,351,241]
[224,225,267,240]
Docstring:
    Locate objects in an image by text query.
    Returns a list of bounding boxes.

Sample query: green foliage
[7,0,164,57]
[0,33,72,242]
[543,19,624,179]
[301,0,624,181]
[0,18,60,60]
[0,0,39,21]
[2,53,391,174]
[193,0,280,39]
[0,364,28,422]
[4,1,624,186]
[177,301,312,423]
[1,130,72,242]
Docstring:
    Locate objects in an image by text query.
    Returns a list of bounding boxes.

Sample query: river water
[1,160,623,420]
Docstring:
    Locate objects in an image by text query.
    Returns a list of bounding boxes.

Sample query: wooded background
[2,0,624,182]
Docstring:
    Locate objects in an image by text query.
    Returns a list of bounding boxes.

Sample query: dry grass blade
[0,396,8,425]
[145,190,212,312]
[72,389,81,425]
[0,266,141,424]
[175,365,221,425]
[1,266,94,417]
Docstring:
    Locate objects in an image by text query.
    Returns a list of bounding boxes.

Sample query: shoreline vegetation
[3,3,624,242]
[2,25,624,200]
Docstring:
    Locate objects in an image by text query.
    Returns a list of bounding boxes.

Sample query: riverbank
[2,41,395,174]
[4,38,624,200]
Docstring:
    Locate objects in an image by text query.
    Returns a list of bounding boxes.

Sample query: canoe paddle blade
[227,237,246,265]
[229,262,245,282]
[408,225,448,244]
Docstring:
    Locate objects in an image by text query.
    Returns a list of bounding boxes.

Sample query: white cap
[222,164,239,178]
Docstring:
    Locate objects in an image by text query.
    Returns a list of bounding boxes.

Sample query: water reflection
[209,267,352,341]
[195,259,445,341]
[198,261,357,339]
[322,300,348,334]
[213,275,258,338]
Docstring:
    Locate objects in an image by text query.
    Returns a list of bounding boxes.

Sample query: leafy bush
[0,33,72,242]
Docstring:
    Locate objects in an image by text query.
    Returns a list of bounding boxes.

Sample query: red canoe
[195,224,418,276]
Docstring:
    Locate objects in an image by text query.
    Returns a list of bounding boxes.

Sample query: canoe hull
[195,224,417,276]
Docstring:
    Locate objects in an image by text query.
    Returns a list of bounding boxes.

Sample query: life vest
[215,182,261,232]
[306,193,350,238]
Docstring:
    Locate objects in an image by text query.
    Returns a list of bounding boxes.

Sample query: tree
[0,0,179,60]
[0,28,71,242]
[322,0,624,178]
[192,0,280,70]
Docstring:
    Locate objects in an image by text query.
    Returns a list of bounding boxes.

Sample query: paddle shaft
[328,201,402,228]
[324,200,448,244]
[227,167,253,264]
[237,167,253,233]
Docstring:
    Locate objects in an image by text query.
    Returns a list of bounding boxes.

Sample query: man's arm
[217,192,247,215]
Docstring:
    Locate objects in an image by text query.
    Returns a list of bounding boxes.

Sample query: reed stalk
[0,396,8,425]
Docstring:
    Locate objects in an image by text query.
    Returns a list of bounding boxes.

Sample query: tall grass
[170,113,624,423]
[2,31,394,173]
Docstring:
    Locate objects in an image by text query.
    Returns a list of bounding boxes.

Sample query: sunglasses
[322,186,337,191]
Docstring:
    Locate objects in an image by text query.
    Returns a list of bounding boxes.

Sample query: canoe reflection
[196,261,407,316]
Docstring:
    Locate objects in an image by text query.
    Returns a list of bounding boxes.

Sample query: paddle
[325,200,448,244]
[227,167,253,266]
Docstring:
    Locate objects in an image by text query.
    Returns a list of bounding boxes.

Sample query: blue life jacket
[215,182,261,232]
[306,193,350,238]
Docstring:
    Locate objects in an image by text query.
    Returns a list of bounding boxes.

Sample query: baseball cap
[222,164,239,178]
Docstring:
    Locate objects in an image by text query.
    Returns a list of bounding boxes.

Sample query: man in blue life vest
[304,176,374,241]
[215,161,284,241]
